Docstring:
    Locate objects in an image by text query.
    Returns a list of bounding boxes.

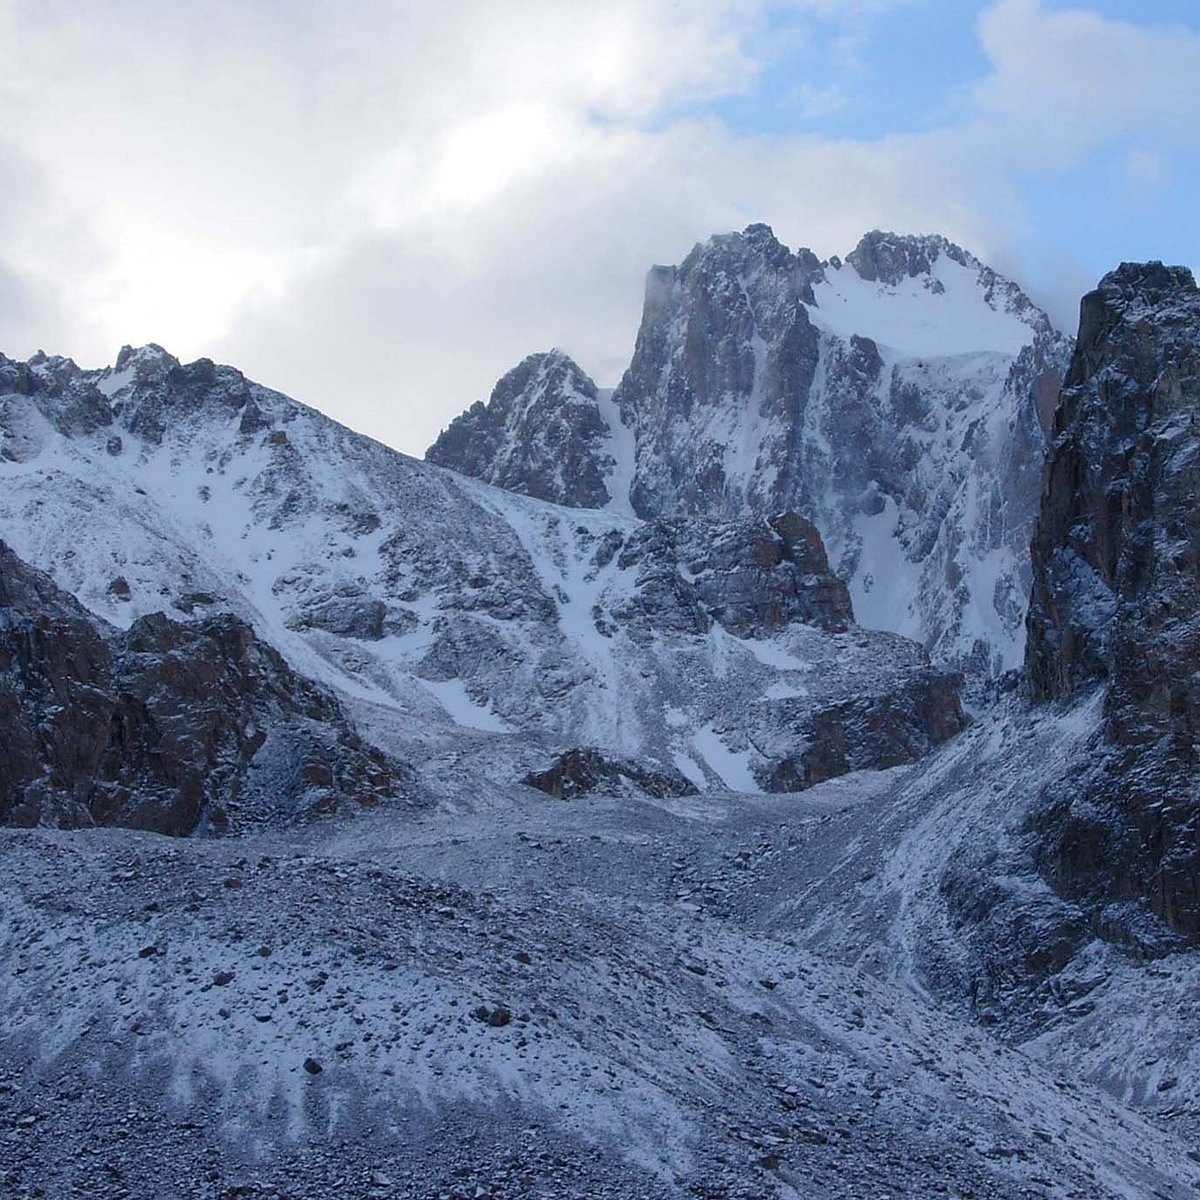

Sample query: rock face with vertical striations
[614,227,1072,677]
[1026,262,1200,944]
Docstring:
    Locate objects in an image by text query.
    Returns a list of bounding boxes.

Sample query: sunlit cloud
[0,0,1195,455]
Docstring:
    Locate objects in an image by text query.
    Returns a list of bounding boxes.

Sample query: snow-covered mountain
[0,343,964,829]
[6,260,1200,1198]
[428,227,1072,676]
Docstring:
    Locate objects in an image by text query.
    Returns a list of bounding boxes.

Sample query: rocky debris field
[3,750,1199,1200]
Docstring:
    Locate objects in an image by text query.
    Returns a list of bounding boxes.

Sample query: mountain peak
[426,348,612,507]
[846,230,974,286]
[114,343,177,372]
[99,344,182,402]
[425,219,1070,673]
[741,221,783,249]
[1094,260,1198,308]
[487,348,597,410]
[686,223,801,279]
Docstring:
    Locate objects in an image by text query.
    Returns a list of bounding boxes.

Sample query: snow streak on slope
[819,347,1035,671]
[595,386,636,517]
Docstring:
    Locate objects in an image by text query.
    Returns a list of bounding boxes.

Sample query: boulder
[523,748,698,800]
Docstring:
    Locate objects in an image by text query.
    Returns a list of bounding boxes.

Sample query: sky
[0,0,1197,456]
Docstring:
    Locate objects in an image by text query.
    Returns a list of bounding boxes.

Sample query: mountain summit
[428,226,1072,674]
[427,348,616,508]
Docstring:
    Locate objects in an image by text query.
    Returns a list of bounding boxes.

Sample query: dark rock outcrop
[1025,262,1200,942]
[107,345,260,446]
[0,541,405,834]
[427,350,613,508]
[288,590,389,641]
[757,668,967,792]
[611,512,853,639]
[524,748,697,800]
[0,351,112,444]
[0,343,281,455]
[1027,262,1200,703]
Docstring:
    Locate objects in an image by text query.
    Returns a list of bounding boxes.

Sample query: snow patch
[812,255,1035,359]
[691,725,761,794]
[417,677,513,733]
[596,387,637,517]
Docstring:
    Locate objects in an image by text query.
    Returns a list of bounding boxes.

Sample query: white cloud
[975,0,1200,160]
[1123,148,1171,202]
[0,1,761,369]
[0,0,1196,454]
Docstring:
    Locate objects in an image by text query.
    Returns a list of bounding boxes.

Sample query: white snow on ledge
[417,677,512,733]
[691,723,762,793]
[96,365,136,397]
[810,255,1035,359]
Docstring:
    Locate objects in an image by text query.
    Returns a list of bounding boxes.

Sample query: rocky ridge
[0,343,965,818]
[1025,261,1200,943]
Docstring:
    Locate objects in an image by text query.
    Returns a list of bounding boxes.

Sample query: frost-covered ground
[4,693,1200,1199]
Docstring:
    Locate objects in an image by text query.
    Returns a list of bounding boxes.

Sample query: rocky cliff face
[1025,262,1200,943]
[615,227,1073,678]
[427,350,616,508]
[426,227,1072,675]
[0,540,405,834]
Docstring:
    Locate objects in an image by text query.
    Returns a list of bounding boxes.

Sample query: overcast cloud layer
[1,0,1197,455]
